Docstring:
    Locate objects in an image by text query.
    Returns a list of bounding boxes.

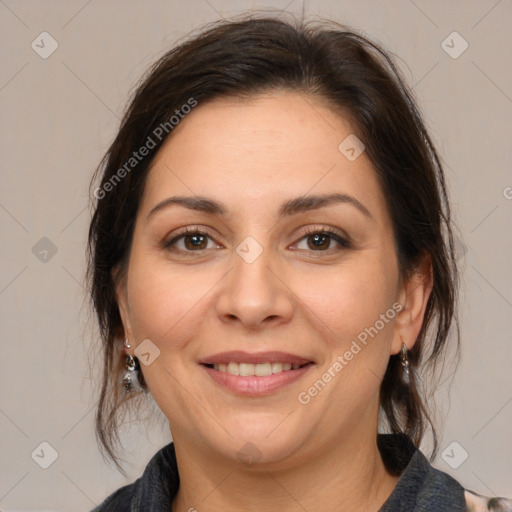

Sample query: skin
[116,90,433,511]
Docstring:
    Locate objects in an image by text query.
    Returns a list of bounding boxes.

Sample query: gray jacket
[92,433,511,511]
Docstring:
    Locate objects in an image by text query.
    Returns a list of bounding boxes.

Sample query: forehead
[140,91,388,222]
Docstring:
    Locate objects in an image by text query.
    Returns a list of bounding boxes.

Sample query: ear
[391,253,433,355]
[113,264,134,353]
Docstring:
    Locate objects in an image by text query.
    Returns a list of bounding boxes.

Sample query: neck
[170,426,398,512]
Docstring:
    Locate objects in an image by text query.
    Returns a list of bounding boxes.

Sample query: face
[116,91,415,467]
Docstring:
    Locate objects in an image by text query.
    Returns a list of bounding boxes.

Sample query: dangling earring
[400,339,410,385]
[122,339,139,392]
[122,354,140,392]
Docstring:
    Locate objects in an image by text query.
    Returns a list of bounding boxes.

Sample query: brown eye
[164,229,219,252]
[294,229,350,252]
[183,233,208,250]
[307,233,332,250]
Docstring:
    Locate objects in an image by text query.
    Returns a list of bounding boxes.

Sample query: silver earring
[122,354,139,392]
[124,339,131,349]
[400,342,410,384]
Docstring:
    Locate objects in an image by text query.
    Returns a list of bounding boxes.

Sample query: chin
[204,420,309,469]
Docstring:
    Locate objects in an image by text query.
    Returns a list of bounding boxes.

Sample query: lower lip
[201,364,313,396]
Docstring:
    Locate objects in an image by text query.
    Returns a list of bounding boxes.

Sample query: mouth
[199,351,315,396]
[202,361,312,376]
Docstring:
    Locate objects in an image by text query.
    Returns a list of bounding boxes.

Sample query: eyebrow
[146,193,373,221]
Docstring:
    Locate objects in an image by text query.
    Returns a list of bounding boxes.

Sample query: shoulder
[91,443,179,511]
[388,449,467,511]
[378,434,512,512]
[464,489,512,512]
[90,481,135,511]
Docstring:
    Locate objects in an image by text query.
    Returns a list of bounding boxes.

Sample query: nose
[215,245,294,330]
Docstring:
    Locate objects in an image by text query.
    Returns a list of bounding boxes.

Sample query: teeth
[255,363,271,376]
[271,362,283,374]
[227,362,239,375]
[239,363,254,376]
[212,362,303,376]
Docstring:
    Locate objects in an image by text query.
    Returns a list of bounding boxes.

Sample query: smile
[199,351,315,395]
[206,362,309,376]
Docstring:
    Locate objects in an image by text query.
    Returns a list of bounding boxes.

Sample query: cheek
[295,254,398,345]
[125,252,216,346]
[292,254,399,421]
[124,254,218,408]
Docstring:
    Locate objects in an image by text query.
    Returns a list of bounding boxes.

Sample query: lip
[201,363,314,396]
[198,351,313,366]
[199,351,315,396]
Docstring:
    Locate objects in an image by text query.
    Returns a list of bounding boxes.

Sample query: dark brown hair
[87,14,459,469]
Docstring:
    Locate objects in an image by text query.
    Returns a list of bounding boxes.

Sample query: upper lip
[199,351,314,365]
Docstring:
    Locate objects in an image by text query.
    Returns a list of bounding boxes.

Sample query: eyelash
[163,226,352,254]
[298,227,352,251]
[163,227,215,253]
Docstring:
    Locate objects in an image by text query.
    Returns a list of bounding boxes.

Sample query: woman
[87,15,511,511]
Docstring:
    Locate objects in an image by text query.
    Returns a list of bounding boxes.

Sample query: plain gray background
[0,1,511,510]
